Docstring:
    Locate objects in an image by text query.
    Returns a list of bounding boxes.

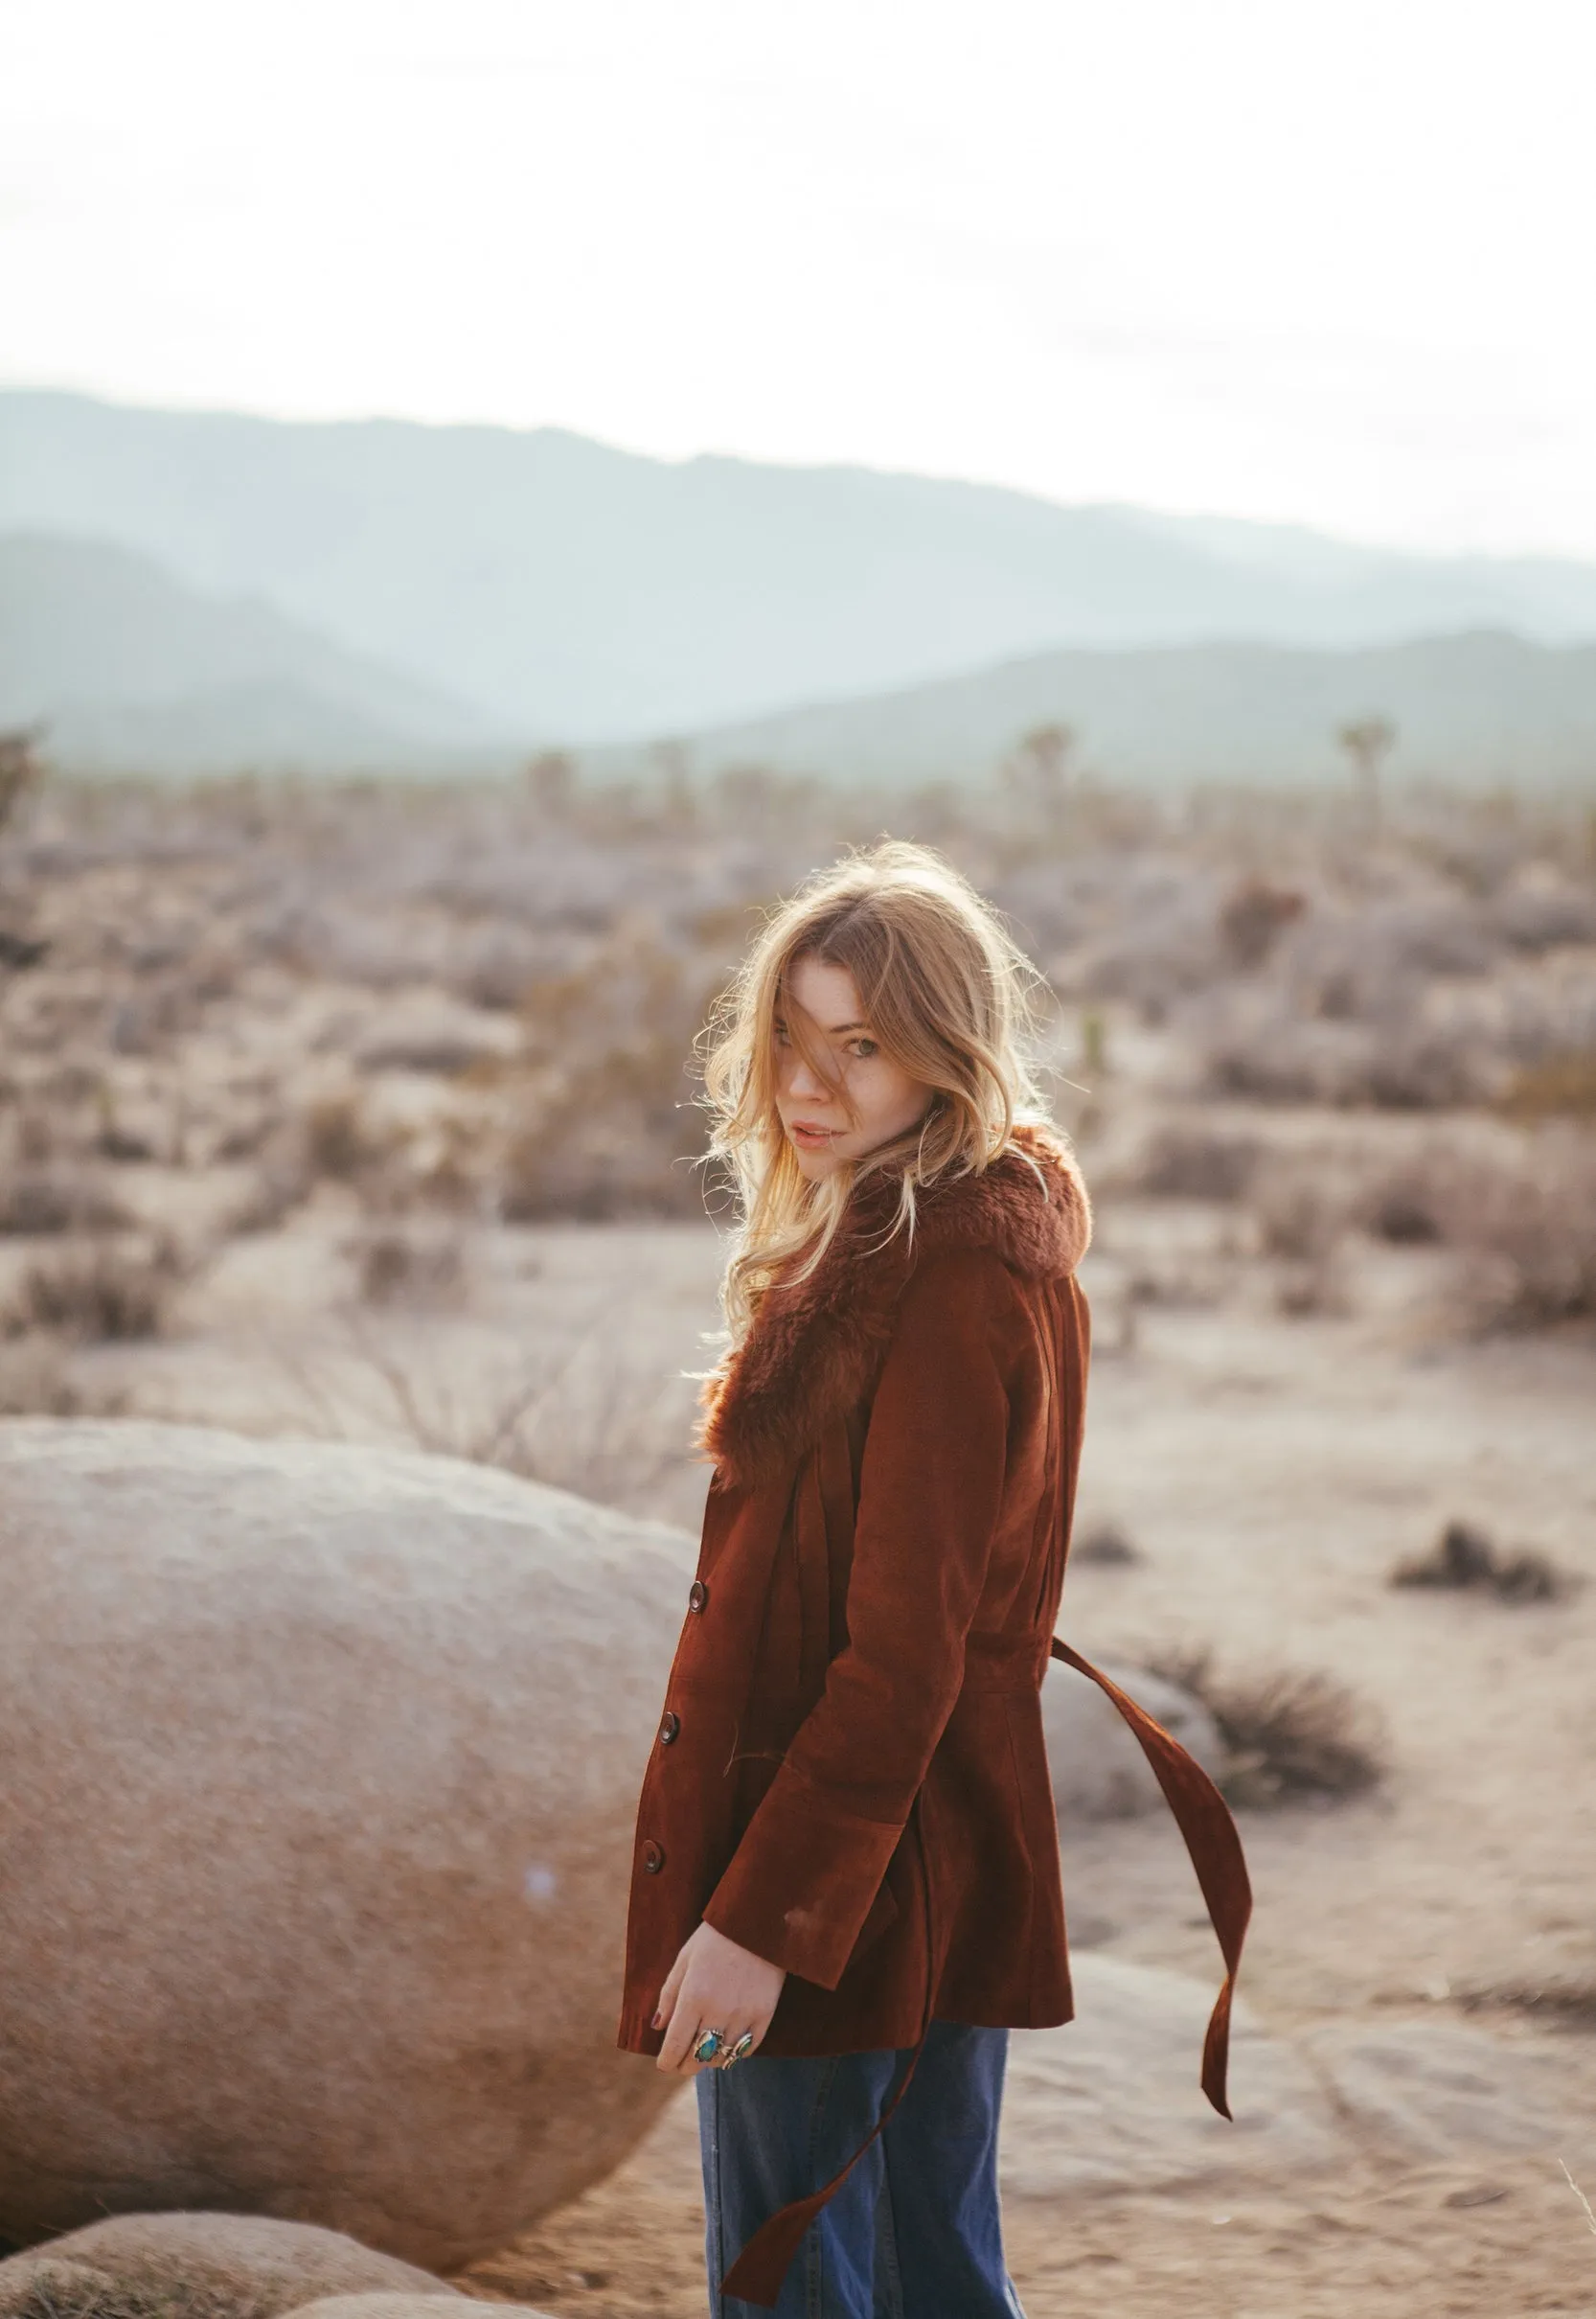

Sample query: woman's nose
[784,1052,831,1102]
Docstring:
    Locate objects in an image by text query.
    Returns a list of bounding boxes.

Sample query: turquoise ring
[724,2032,756,2066]
[693,2027,725,2064]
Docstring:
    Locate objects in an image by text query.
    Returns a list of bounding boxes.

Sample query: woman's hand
[652,1920,787,2076]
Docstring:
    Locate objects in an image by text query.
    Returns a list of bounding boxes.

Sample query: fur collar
[695,1120,1090,1491]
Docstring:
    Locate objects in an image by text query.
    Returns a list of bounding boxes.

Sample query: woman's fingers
[652,1921,787,2074]
[658,1995,753,2078]
[652,1946,689,2034]
[655,1983,704,2074]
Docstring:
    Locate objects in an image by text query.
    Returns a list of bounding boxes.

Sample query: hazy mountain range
[4,386,1596,782]
[0,533,490,770]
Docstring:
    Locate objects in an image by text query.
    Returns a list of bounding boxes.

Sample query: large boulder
[0,1419,696,2270]
[0,2214,457,2319]
[1041,1655,1226,1822]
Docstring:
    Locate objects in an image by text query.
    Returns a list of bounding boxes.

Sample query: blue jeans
[695,2021,1026,2319]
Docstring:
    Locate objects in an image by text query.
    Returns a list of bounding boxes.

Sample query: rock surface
[1000,1955,1344,2193]
[1007,1963,1585,2193]
[1301,2020,1580,2160]
[0,1419,696,2269]
[1040,1654,1226,1822]
[0,2215,455,2319]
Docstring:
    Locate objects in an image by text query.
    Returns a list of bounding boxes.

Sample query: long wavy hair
[697,838,1059,1342]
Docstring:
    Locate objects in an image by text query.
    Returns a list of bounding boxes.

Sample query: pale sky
[5,0,1596,560]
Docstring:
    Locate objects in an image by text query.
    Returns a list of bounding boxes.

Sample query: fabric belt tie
[719,1637,1254,2308]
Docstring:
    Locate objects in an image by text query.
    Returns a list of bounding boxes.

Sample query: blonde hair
[696,838,1057,1340]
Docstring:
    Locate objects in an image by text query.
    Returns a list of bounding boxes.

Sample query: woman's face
[773,953,935,1181]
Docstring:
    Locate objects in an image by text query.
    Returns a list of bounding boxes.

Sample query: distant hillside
[5,389,1596,746]
[608,630,1596,790]
[0,532,494,769]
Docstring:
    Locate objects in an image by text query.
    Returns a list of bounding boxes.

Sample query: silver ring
[719,2032,756,2068]
[693,2026,726,2065]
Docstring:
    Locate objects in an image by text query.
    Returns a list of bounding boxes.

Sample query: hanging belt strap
[1049,1639,1252,2119]
[720,1641,1252,2307]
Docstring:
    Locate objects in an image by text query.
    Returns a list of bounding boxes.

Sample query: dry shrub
[501,1067,706,1222]
[1218,878,1306,970]
[302,1091,381,1182]
[1070,1520,1142,1567]
[1498,1049,1596,1122]
[1134,1126,1258,1203]
[347,1225,467,1308]
[301,1304,690,1513]
[1359,1027,1489,1112]
[0,1169,130,1236]
[10,1235,190,1343]
[1457,1971,1596,2031]
[225,1155,312,1236]
[1149,1644,1388,1806]
[1391,1519,1578,1605]
[1248,1160,1352,1315]
[501,926,718,1221]
[1435,1127,1596,1328]
[1202,1014,1373,1106]
[446,926,551,1012]
[1360,1167,1445,1245]
[1252,1165,1346,1259]
[1272,1251,1348,1320]
[0,1337,131,1418]
[1489,865,1596,953]
[352,1011,514,1076]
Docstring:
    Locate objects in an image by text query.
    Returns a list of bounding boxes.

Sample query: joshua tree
[1335,716,1397,824]
[1002,722,1078,820]
[0,726,45,836]
[524,748,576,814]
[0,727,49,971]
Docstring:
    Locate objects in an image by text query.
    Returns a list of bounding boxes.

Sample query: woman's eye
[773,1024,790,1046]
[849,1038,878,1060]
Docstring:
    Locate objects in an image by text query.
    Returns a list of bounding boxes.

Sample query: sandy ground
[467,2144,1596,2319]
[34,1199,1596,2317]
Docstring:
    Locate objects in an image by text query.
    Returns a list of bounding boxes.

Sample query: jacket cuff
[700,1776,902,1988]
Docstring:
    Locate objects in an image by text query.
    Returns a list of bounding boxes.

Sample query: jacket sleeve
[700,1247,1022,1987]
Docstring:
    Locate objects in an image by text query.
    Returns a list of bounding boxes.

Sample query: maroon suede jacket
[616,1119,1251,2303]
[621,1116,1229,2028]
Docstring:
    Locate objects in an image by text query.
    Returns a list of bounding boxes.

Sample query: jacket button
[659,1711,680,1746]
[642,1840,665,1875]
[687,1580,709,1613]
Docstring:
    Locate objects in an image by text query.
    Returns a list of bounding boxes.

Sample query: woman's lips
[789,1120,839,1146]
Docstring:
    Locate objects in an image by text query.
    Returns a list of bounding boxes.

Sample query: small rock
[0,2216,453,2319]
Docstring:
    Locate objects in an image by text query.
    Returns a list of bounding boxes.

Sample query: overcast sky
[4,0,1595,560]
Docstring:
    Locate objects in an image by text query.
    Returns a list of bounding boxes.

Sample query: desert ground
[1,756,1593,2313]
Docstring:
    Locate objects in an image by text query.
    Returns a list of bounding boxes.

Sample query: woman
[617,841,1249,2316]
